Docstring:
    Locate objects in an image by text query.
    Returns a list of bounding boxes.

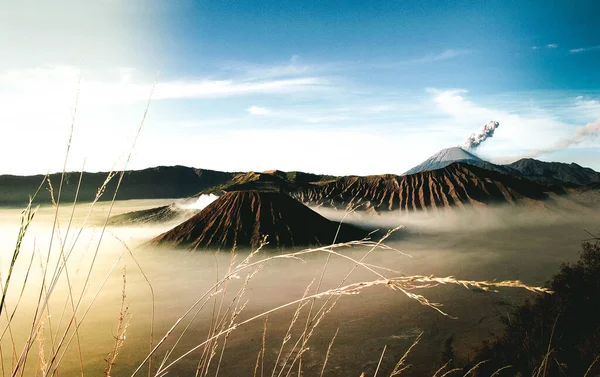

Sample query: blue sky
[1,0,599,175]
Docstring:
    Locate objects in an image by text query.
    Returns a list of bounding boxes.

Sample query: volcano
[404,146,484,175]
[151,191,366,250]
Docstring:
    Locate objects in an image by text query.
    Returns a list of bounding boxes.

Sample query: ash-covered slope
[404,147,484,175]
[151,191,366,250]
[293,163,566,213]
[506,159,600,186]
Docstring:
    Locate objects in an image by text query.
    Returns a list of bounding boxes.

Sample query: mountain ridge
[0,165,238,207]
[292,162,567,213]
[404,147,600,186]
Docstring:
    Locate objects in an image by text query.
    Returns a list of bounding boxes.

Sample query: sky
[1,0,599,176]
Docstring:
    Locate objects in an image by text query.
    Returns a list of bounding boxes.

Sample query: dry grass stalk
[46,176,86,377]
[489,365,512,377]
[104,268,130,377]
[532,314,559,377]
[373,344,387,377]
[389,332,422,376]
[462,360,488,377]
[318,328,338,377]
[110,232,156,377]
[36,320,47,376]
[584,355,600,377]
[432,360,452,377]
[439,368,462,377]
[260,316,268,377]
[253,317,269,377]
[270,281,313,377]
[254,350,262,377]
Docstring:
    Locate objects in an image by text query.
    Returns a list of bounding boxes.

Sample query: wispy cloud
[155,77,328,100]
[0,66,330,108]
[569,45,600,54]
[532,44,559,50]
[0,65,332,173]
[401,49,472,65]
[221,55,346,79]
[573,96,600,118]
[247,105,272,116]
[516,118,600,159]
[223,50,471,80]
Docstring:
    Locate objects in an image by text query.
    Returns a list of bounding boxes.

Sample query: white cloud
[574,96,600,117]
[155,77,328,100]
[532,44,559,50]
[427,88,579,158]
[2,62,599,175]
[0,65,331,174]
[247,105,272,116]
[0,66,330,109]
[570,45,600,54]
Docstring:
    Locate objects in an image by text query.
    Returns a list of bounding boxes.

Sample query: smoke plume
[178,194,218,210]
[520,118,600,158]
[464,121,500,149]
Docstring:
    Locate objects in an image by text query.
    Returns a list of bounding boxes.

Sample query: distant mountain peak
[404,146,483,175]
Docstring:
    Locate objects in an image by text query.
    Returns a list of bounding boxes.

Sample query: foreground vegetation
[463,238,600,376]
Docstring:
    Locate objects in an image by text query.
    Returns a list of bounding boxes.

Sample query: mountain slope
[108,204,199,225]
[0,166,237,207]
[151,191,366,250]
[405,147,600,187]
[506,159,600,186]
[199,170,334,195]
[108,170,335,225]
[293,163,566,213]
[404,147,483,175]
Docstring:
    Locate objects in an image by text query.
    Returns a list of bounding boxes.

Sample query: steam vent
[151,191,366,250]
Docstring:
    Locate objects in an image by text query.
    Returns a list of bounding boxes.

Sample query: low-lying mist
[0,198,597,376]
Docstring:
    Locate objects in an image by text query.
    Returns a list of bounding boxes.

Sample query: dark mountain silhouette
[199,170,334,195]
[0,166,237,207]
[505,158,600,186]
[292,163,567,213]
[151,191,367,250]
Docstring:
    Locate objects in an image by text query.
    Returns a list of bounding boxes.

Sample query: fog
[0,199,597,376]
[177,194,219,210]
